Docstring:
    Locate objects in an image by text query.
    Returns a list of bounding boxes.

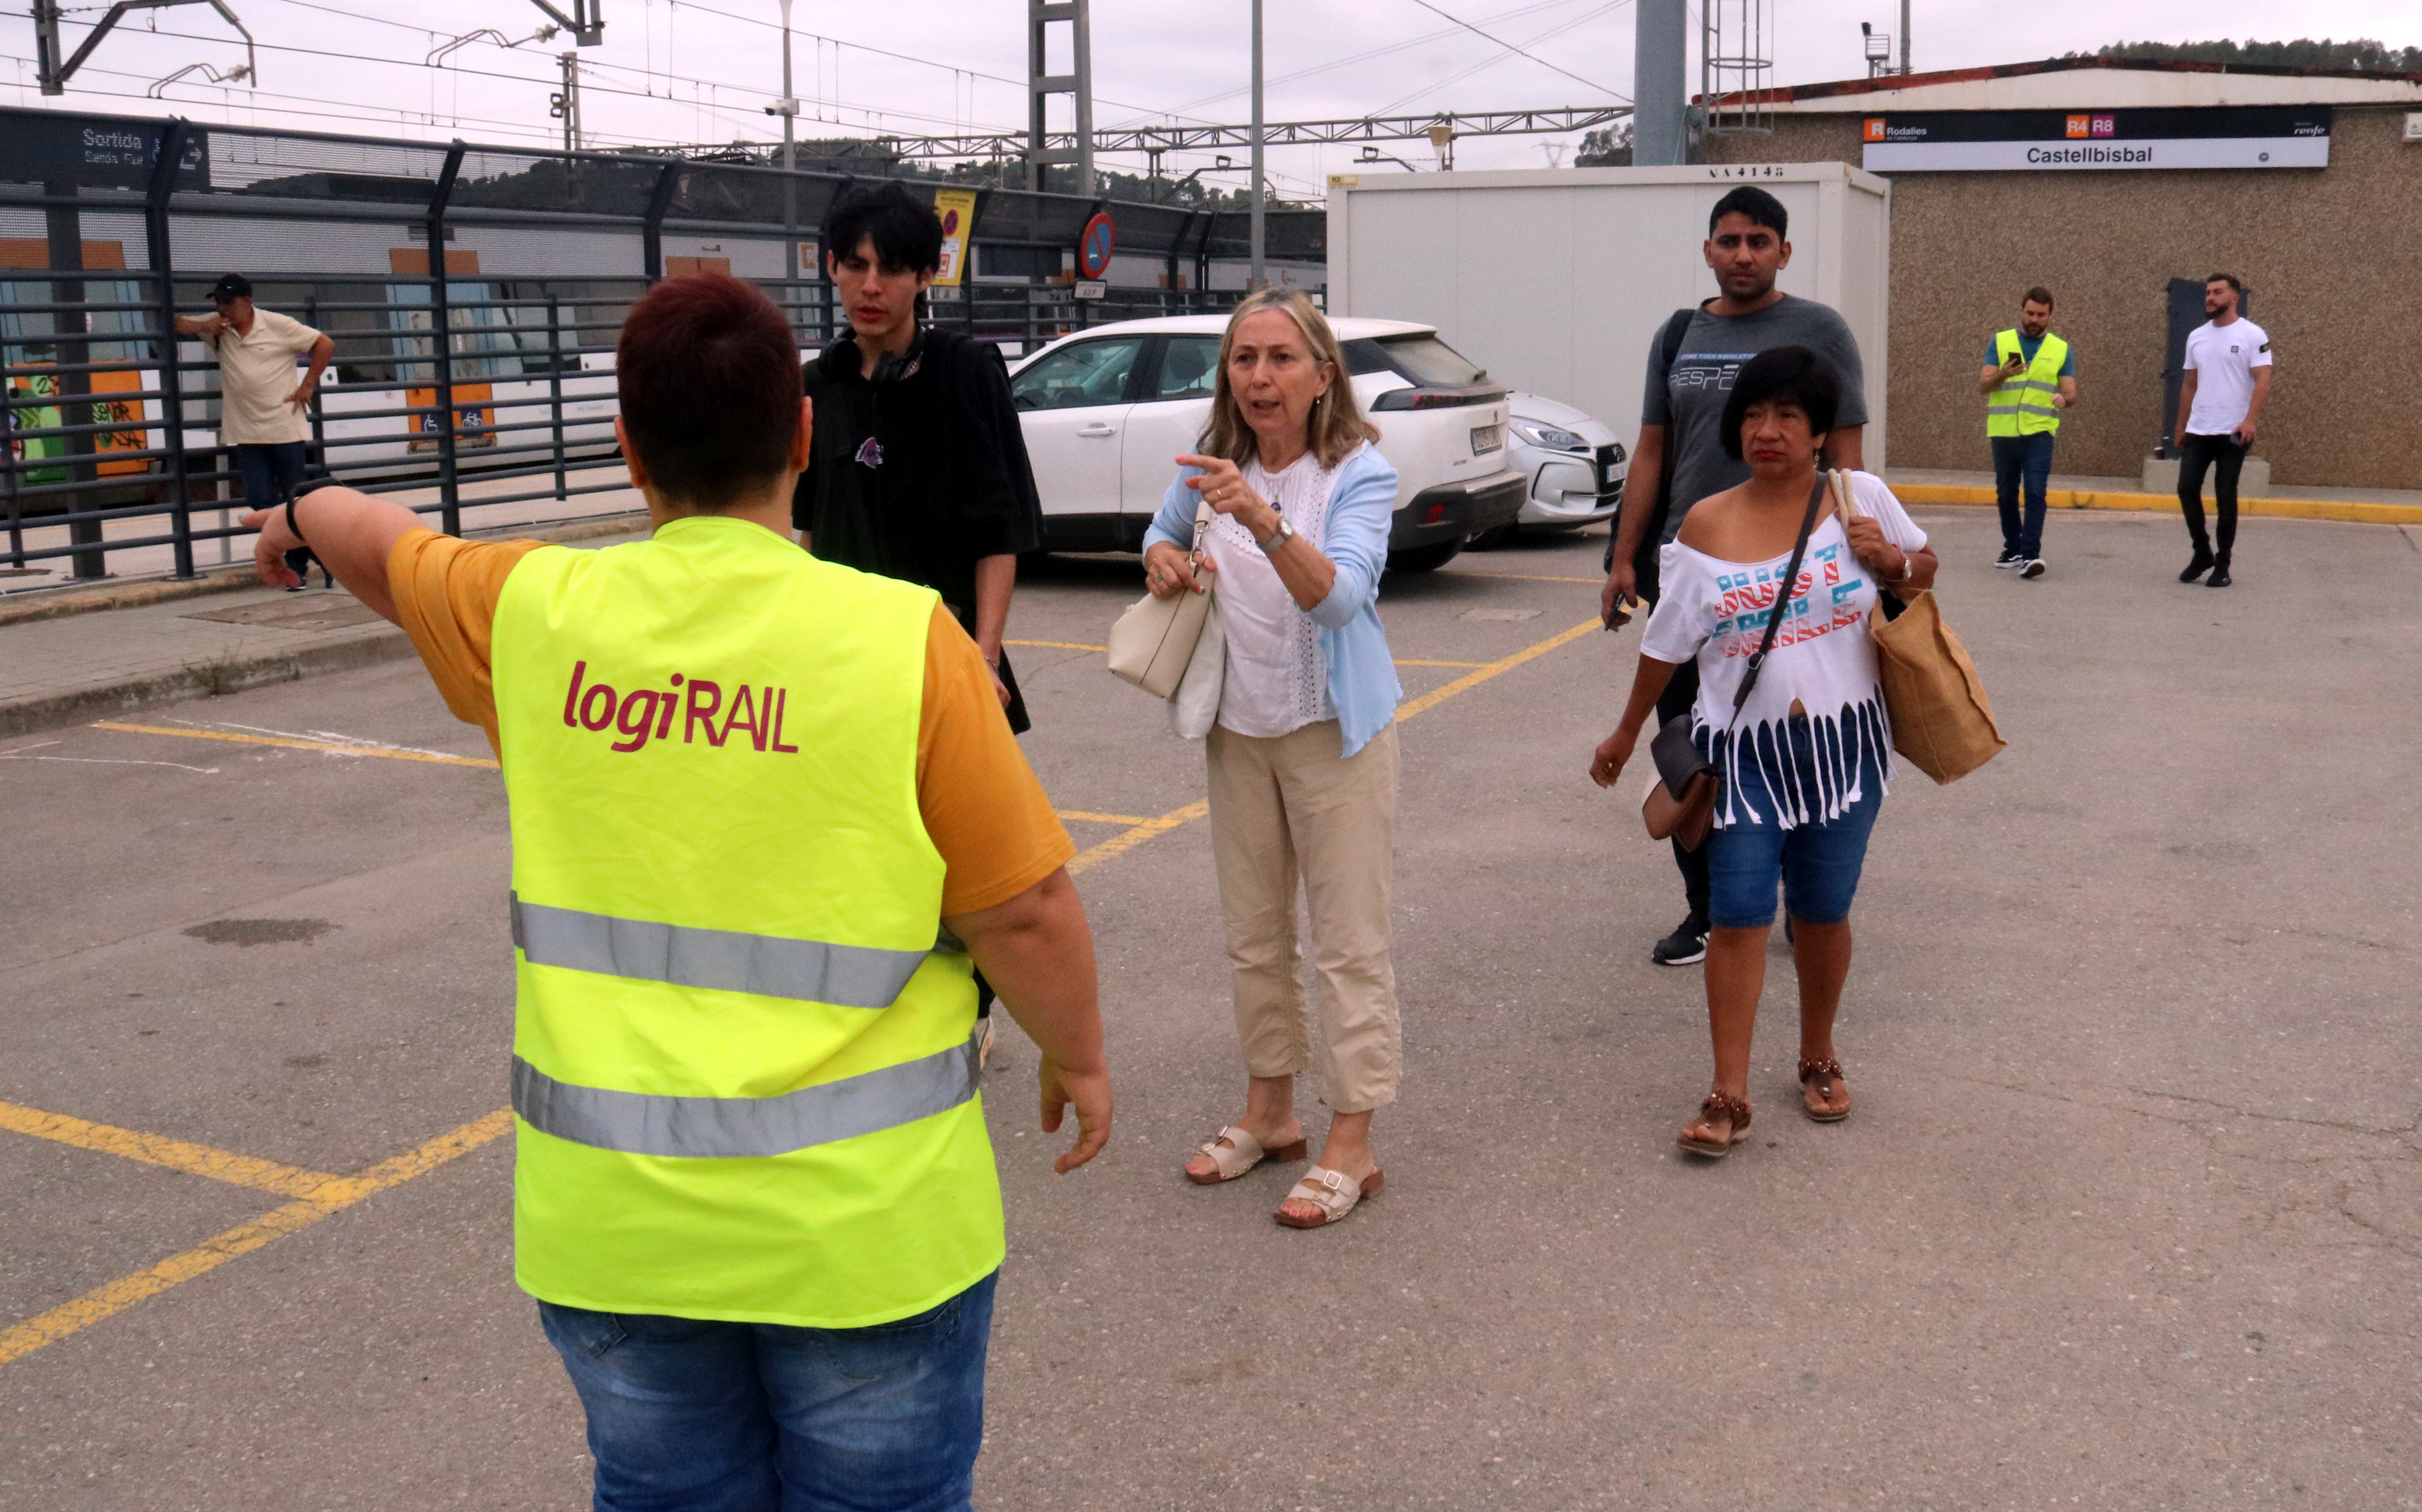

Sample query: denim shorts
[1705,714,1884,930]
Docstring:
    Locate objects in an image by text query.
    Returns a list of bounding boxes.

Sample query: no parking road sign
[1078,211,1116,280]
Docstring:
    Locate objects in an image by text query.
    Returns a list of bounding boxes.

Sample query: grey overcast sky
[4,0,2416,194]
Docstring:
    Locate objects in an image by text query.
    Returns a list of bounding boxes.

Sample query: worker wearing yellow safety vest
[1978,286,2078,580]
[240,272,1111,1511]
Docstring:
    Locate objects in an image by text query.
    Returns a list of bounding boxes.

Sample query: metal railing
[0,105,1310,587]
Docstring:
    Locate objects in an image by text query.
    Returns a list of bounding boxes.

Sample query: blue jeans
[540,1271,997,1512]
[1991,431,2055,558]
[1705,717,1884,930]
[234,441,315,579]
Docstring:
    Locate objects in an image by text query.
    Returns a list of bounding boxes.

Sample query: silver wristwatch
[1259,515,1295,555]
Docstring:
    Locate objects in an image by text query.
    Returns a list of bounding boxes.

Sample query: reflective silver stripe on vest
[511,1029,982,1157]
[512,895,931,1009]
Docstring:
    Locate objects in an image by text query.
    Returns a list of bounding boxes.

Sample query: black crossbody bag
[1642,473,1828,850]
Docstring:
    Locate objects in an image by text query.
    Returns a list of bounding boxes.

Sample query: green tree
[2077,37,2422,71]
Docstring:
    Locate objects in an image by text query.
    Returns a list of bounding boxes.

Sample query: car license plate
[1469,423,1502,456]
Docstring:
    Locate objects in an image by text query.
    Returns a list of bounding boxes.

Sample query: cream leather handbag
[1107,499,1216,698]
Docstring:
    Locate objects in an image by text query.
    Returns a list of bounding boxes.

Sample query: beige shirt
[209,307,321,446]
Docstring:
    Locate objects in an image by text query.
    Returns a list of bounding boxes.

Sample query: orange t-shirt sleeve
[386,528,548,752]
[918,603,1076,916]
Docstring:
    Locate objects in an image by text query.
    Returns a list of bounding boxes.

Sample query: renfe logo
[560,660,800,755]
[2065,115,2090,139]
[1862,117,1886,142]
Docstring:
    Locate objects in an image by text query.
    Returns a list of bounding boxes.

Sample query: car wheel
[1387,539,1463,573]
[1464,522,1515,552]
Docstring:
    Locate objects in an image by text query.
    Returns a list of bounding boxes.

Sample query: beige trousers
[1204,719,1400,1113]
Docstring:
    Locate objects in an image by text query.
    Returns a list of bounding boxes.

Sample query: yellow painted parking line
[1398,617,1600,723]
[1066,801,1210,876]
[1450,570,1602,585]
[1007,639,1107,652]
[1055,809,1151,825]
[94,722,499,769]
[1394,658,1488,668]
[0,1099,341,1202]
[1064,617,1599,876]
[0,1108,512,1369]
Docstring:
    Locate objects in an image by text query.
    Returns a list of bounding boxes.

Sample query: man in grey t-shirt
[1599,185,1868,967]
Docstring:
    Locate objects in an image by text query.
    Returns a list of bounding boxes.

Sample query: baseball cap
[208,272,252,301]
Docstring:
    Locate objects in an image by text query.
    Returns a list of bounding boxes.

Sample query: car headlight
[1509,421,1589,453]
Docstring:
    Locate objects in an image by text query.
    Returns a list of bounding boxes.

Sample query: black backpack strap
[1609,306,1707,577]
[1728,472,1829,723]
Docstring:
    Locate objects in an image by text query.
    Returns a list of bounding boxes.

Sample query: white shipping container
[1326,163,1892,467]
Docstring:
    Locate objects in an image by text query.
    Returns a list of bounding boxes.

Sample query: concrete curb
[0,624,420,740]
[0,510,653,629]
[1894,484,2422,526]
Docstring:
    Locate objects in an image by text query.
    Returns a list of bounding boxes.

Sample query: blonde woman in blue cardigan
[1140,289,1403,1230]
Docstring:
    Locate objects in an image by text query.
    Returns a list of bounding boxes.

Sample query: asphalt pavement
[3,510,2418,1510]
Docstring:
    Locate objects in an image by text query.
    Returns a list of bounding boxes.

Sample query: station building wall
[1702,106,2422,489]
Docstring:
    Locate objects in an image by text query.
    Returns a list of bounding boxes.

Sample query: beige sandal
[1274,1165,1383,1229]
[1184,1126,1308,1185]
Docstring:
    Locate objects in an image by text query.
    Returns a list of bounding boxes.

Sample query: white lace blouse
[1204,450,1342,739]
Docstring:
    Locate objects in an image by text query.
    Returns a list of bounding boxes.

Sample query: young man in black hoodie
[793,181,1044,732]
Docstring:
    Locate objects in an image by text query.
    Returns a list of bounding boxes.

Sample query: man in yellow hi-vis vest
[240,272,1110,1511]
[1978,286,2078,579]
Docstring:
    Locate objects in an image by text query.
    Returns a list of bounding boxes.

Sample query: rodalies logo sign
[1860,105,2331,173]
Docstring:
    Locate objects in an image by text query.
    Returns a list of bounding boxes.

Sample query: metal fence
[0,106,1320,586]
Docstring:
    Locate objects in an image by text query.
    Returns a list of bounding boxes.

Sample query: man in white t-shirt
[173,273,334,588]
[2171,273,2272,589]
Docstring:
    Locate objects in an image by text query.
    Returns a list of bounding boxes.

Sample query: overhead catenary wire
[1375,0,1633,115]
[0,7,1017,142]
[1398,0,1631,102]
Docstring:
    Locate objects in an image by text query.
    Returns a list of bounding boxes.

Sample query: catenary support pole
[1249,0,1264,290]
[1899,0,1911,74]
[1633,0,1687,165]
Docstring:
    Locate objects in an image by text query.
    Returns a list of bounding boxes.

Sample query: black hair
[2207,272,2243,297]
[1708,185,1788,240]
[822,180,944,275]
[1719,346,1840,460]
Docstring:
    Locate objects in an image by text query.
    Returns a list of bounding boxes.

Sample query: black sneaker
[1993,549,2025,569]
[2020,558,2047,579]
[2179,550,2214,583]
[1652,915,1711,967]
[2208,566,2233,588]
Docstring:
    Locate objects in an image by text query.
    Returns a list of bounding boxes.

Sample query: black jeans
[2177,432,2247,567]
[1658,656,1711,924]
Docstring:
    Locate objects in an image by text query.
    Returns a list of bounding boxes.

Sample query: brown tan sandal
[1184,1125,1309,1185]
[1274,1165,1382,1228]
[1798,1058,1851,1122]
[1678,1091,1752,1158]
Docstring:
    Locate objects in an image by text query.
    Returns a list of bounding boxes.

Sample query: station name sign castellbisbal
[1860,105,2332,172]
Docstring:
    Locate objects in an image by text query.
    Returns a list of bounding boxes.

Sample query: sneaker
[2179,550,2214,583]
[1993,549,2025,569]
[2207,567,2233,588]
[2019,558,2046,579]
[1652,915,1711,967]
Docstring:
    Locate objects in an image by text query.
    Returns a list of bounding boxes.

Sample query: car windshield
[1375,334,1486,387]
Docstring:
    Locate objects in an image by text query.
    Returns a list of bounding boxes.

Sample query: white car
[1006,315,1525,571]
[1467,391,1628,550]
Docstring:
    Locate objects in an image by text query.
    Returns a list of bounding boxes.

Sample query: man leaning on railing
[174,272,334,590]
